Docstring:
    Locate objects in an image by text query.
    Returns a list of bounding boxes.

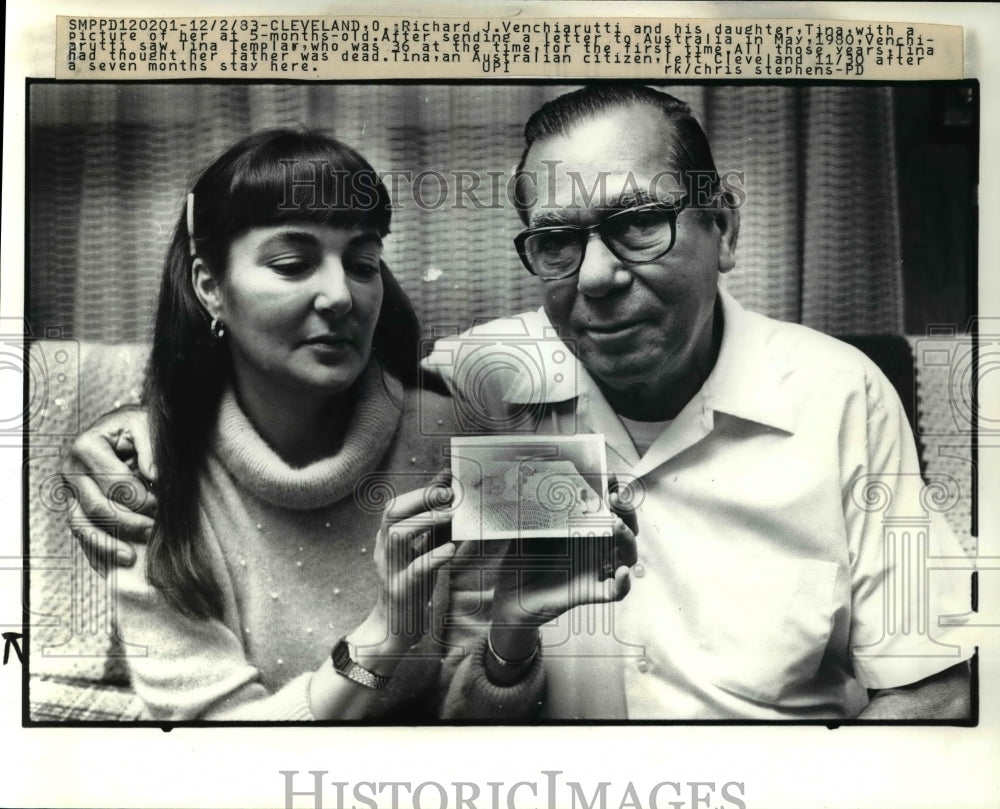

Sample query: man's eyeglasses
[514,195,691,281]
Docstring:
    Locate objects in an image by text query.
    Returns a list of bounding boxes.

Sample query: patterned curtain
[28,83,903,343]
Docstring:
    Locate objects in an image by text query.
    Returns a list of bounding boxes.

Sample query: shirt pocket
[690,556,841,704]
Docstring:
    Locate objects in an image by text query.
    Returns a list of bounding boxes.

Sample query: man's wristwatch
[330,637,391,690]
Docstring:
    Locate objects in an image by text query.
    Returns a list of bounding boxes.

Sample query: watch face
[331,638,352,671]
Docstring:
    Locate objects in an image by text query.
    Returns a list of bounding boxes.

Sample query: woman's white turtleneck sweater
[115,365,456,720]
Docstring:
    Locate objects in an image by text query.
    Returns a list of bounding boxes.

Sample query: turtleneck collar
[212,360,404,510]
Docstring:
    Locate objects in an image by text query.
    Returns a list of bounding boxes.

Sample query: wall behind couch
[29,82,928,344]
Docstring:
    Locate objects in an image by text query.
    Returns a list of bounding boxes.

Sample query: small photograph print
[450,434,610,540]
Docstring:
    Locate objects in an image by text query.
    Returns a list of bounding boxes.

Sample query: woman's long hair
[144,129,420,620]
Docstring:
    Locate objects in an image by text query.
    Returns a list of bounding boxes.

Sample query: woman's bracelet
[486,631,541,668]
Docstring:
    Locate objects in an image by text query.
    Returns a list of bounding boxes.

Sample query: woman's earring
[210,316,226,339]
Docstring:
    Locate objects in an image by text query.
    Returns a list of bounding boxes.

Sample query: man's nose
[576,233,631,298]
[313,257,353,316]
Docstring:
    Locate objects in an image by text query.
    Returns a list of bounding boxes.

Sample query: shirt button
[637,658,649,673]
[633,563,646,578]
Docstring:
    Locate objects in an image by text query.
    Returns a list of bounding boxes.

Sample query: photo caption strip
[56,16,962,80]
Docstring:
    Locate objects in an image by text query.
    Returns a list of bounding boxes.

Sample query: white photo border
[3,2,998,809]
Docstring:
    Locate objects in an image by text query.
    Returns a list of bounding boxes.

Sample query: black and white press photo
[23,81,979,725]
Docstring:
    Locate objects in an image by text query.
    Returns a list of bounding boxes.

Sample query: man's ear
[191,258,223,319]
[715,200,740,275]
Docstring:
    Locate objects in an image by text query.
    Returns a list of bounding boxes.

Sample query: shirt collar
[499,308,582,405]
[506,290,797,435]
[702,288,798,434]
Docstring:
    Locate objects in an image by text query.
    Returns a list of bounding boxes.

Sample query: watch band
[330,637,392,690]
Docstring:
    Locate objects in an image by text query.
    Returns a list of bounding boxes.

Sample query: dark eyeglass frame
[514,194,692,281]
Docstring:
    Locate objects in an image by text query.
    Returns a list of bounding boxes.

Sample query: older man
[65,86,972,720]
[423,86,972,720]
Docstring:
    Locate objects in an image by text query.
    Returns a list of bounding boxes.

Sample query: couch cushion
[29,675,145,722]
[28,341,149,688]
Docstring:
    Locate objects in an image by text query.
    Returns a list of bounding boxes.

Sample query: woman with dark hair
[111,129,458,721]
[66,125,641,723]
